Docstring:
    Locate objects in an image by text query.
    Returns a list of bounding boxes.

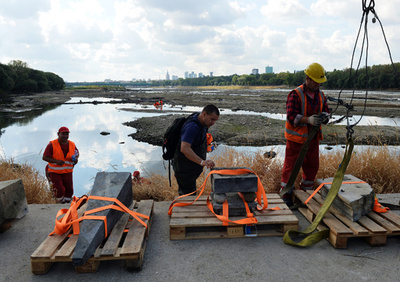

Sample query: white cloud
[0,0,399,81]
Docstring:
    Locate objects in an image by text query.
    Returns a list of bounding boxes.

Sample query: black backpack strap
[168,159,172,187]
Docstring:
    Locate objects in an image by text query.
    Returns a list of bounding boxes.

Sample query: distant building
[210,71,213,77]
[184,71,189,79]
[166,71,170,81]
[265,66,273,74]
[199,73,203,78]
[172,75,178,80]
[252,68,259,75]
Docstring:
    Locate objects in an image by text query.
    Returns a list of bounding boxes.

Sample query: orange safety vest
[47,139,76,174]
[284,85,325,143]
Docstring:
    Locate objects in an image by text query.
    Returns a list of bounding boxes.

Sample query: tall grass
[0,159,55,204]
[131,145,400,201]
[2,145,399,204]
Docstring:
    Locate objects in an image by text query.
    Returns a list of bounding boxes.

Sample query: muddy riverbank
[2,87,400,146]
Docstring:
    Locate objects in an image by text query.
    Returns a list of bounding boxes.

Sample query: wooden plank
[31,202,88,260]
[367,212,400,233]
[379,210,400,228]
[55,235,78,260]
[120,200,154,256]
[31,230,72,260]
[358,216,387,233]
[101,202,135,257]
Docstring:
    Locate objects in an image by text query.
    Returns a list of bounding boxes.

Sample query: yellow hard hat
[304,62,327,84]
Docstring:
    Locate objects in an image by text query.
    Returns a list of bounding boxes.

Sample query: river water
[1,91,399,197]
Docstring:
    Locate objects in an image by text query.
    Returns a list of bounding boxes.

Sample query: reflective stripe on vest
[284,85,324,143]
[47,139,75,173]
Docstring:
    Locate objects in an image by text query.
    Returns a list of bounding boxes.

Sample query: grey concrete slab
[0,179,29,225]
[1,197,400,281]
[211,167,258,193]
[72,172,133,266]
[317,175,375,221]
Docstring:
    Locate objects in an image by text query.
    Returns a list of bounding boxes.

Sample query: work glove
[307,114,322,127]
[320,112,330,124]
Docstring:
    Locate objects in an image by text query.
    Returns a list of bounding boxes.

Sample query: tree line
[0,60,65,96]
[152,63,400,90]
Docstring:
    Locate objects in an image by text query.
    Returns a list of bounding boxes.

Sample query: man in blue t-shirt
[173,104,220,195]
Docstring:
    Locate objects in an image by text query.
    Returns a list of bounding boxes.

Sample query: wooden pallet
[31,199,154,274]
[169,194,298,240]
[294,190,400,248]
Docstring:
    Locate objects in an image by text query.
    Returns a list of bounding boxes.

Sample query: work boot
[300,182,314,191]
[282,192,294,208]
[280,187,294,208]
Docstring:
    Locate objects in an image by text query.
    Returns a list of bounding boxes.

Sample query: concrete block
[211,167,258,193]
[212,193,257,216]
[317,174,375,222]
[72,172,133,266]
[0,179,29,225]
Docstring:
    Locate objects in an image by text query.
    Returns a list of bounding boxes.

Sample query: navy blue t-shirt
[180,113,206,147]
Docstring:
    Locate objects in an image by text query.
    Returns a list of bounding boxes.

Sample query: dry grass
[132,145,400,201]
[0,159,55,204]
[2,145,399,204]
[318,146,400,194]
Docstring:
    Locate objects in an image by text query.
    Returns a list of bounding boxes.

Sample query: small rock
[264,151,276,158]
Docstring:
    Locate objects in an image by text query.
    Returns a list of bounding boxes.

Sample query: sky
[0,0,399,82]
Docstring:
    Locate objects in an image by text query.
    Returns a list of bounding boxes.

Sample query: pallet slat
[31,200,154,274]
[294,190,400,248]
[169,194,298,240]
[101,201,135,257]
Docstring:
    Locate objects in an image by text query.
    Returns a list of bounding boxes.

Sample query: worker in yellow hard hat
[280,62,330,207]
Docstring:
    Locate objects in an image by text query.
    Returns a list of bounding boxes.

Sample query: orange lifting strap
[50,195,149,236]
[168,168,280,226]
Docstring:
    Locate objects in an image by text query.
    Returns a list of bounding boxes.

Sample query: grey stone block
[212,193,257,216]
[317,174,375,222]
[72,172,133,266]
[211,167,258,193]
[0,179,29,226]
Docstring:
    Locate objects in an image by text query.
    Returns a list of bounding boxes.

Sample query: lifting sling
[168,168,280,226]
[50,195,149,237]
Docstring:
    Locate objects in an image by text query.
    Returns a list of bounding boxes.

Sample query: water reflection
[0,102,168,196]
[0,96,399,197]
